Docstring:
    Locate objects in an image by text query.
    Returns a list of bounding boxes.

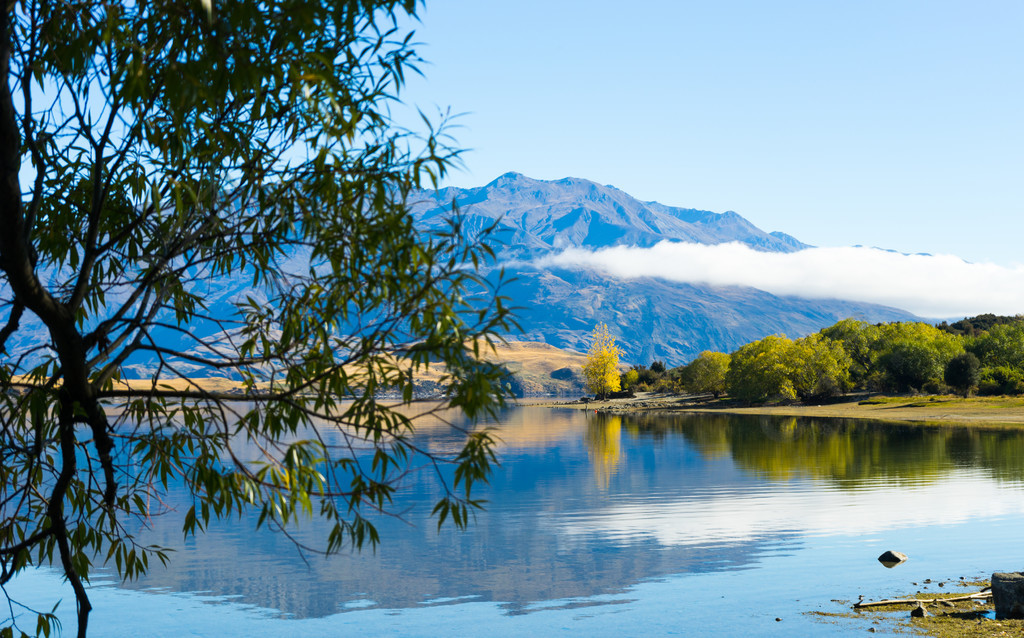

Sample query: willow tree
[582,323,621,399]
[0,1,513,635]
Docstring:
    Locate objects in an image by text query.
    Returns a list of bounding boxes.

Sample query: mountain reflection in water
[103,408,1024,619]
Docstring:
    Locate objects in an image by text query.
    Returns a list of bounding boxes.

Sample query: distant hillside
[93,341,593,398]
[503,265,916,365]
[412,173,918,365]
[482,341,592,396]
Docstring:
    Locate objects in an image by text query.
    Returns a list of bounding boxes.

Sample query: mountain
[410,172,918,365]
[410,172,807,259]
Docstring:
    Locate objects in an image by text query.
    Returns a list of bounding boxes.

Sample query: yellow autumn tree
[583,323,622,399]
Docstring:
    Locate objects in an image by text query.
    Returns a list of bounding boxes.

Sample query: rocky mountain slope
[410,172,806,258]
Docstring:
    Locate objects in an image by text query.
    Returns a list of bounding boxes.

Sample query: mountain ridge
[410,172,810,259]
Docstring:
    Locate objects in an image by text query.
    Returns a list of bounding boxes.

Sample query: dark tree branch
[0,299,22,353]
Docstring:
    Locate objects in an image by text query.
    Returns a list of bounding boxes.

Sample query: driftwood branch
[853,589,991,609]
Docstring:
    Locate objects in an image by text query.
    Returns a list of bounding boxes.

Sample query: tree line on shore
[601,314,1024,403]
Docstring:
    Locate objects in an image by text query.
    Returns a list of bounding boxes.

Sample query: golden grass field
[12,340,592,396]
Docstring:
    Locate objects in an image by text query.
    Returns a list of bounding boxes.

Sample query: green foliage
[957,322,1024,397]
[818,319,973,394]
[937,313,1024,337]
[722,317,1020,401]
[679,351,730,397]
[966,323,1024,369]
[726,333,851,404]
[582,324,622,399]
[789,333,853,400]
[877,341,943,392]
[0,1,513,634]
[620,368,640,391]
[634,365,657,387]
[726,335,799,403]
[870,323,963,392]
[819,318,875,384]
[625,361,676,392]
[977,366,1024,396]
[944,352,980,397]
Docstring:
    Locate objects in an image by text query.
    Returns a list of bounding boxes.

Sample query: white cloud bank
[536,242,1024,318]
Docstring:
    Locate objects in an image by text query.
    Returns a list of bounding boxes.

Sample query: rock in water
[878,550,908,567]
[910,603,929,618]
[992,572,1024,619]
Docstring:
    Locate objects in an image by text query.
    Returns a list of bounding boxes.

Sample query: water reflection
[585,415,622,488]
[623,412,1024,484]
[105,408,1024,619]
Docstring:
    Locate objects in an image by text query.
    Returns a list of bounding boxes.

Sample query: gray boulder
[878,550,908,567]
[992,572,1024,619]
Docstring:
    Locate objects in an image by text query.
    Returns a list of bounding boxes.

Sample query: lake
[9,407,1024,636]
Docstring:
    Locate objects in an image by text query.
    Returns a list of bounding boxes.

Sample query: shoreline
[526,393,1024,427]
[19,374,1024,428]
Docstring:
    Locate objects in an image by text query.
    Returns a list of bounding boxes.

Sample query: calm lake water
[10,407,1024,636]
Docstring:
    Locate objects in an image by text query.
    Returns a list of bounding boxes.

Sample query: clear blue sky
[399,0,1024,266]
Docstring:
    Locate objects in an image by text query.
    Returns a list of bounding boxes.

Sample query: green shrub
[944,352,980,396]
[679,351,730,397]
[978,366,1024,395]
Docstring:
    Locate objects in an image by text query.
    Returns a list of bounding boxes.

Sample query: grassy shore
[534,393,1024,427]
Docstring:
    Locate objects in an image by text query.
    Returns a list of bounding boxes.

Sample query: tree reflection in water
[622,412,1024,484]
[585,413,623,488]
